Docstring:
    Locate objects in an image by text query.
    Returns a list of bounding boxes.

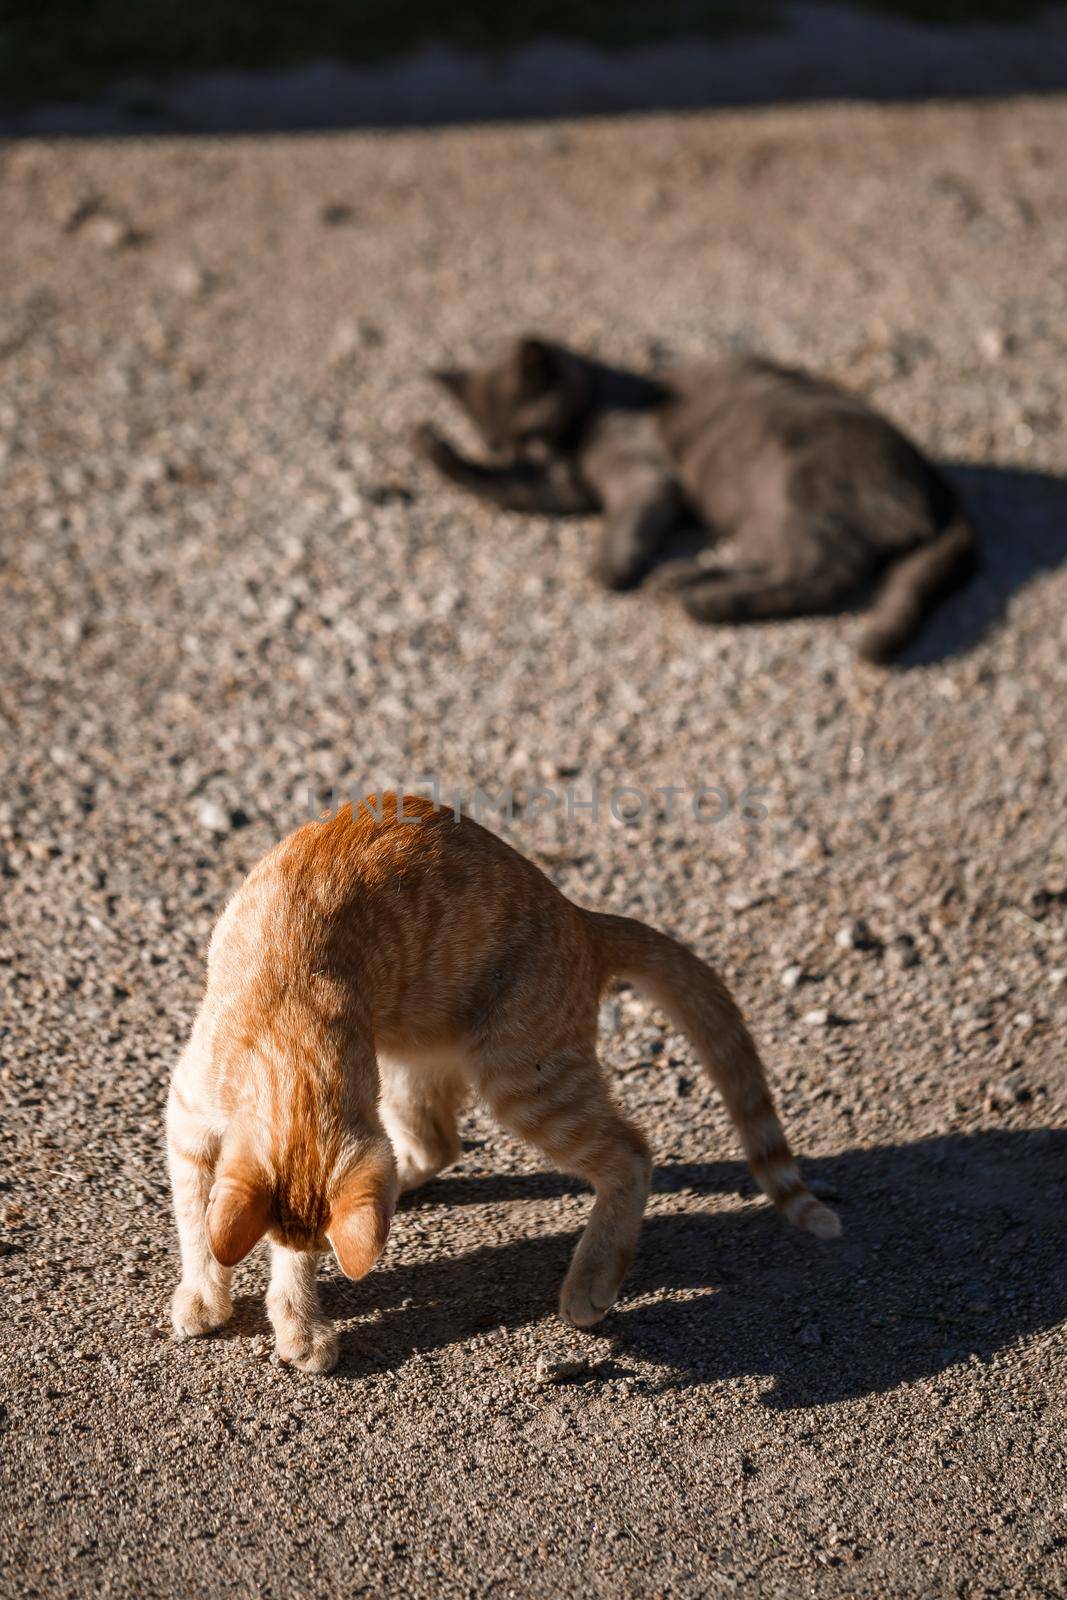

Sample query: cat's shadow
[907,462,1067,666]
[648,461,1067,668]
[299,1126,1066,1410]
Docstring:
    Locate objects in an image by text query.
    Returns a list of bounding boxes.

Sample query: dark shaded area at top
[3,1,1065,137]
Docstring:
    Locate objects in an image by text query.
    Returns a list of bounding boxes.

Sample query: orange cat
[167,795,839,1372]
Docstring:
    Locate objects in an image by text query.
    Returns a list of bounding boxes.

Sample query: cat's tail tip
[856,508,977,665]
[781,1189,843,1240]
[752,1144,842,1238]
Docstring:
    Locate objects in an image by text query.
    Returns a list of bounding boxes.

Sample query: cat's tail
[858,508,978,665]
[591,912,841,1238]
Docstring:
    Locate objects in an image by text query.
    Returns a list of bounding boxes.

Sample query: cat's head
[204,1129,397,1281]
[433,335,591,455]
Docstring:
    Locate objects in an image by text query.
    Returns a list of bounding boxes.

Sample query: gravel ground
[1,98,1066,1599]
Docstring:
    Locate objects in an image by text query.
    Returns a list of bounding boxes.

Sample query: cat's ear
[327,1142,397,1281]
[514,336,556,392]
[206,1153,271,1267]
[432,367,470,403]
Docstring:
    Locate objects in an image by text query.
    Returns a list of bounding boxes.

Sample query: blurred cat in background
[416,336,976,663]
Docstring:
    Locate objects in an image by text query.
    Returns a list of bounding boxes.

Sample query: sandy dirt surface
[0,97,1065,1598]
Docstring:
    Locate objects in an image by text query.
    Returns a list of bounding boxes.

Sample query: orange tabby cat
[167,794,839,1372]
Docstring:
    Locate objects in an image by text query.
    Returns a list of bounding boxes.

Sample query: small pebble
[888,933,920,969]
[835,918,877,951]
[803,1008,831,1028]
[320,202,358,226]
[978,327,1006,361]
[59,190,104,232]
[796,1325,823,1347]
[534,1356,591,1387]
[171,261,207,297]
[83,215,131,251]
[196,800,230,834]
[780,964,804,991]
[987,1071,1031,1110]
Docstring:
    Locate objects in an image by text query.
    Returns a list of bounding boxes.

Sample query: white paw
[395,1155,437,1193]
[393,1136,453,1193]
[171,1282,233,1340]
[273,1322,340,1375]
[559,1264,620,1330]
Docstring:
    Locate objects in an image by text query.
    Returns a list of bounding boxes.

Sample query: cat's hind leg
[266,1246,338,1374]
[167,1079,233,1339]
[676,564,856,626]
[478,1045,651,1328]
[378,1056,467,1194]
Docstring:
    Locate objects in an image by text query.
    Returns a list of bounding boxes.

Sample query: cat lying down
[414,336,978,664]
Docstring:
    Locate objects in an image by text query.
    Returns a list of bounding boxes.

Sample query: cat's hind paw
[559,1262,624,1330]
[171,1282,233,1340]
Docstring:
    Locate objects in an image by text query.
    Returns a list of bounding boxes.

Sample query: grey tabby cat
[414,336,977,663]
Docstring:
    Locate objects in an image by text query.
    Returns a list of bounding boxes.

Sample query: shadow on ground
[311,1127,1066,1407]
[899,462,1067,666]
[6,4,1067,137]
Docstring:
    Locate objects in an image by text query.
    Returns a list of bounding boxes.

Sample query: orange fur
[205,1154,271,1267]
[328,1147,397,1280]
[167,794,838,1371]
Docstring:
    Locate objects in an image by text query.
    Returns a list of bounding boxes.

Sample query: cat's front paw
[273,1321,340,1375]
[171,1281,233,1340]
